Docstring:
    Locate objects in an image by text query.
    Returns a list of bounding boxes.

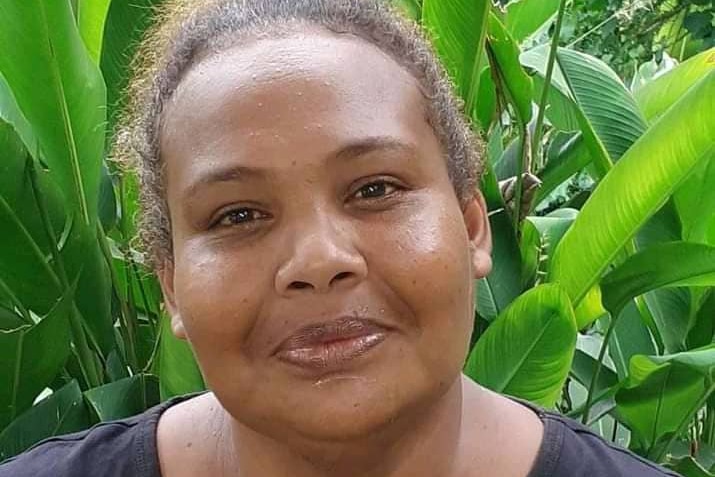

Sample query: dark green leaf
[0,0,106,224]
[548,72,715,306]
[84,374,160,422]
[0,380,90,461]
[601,242,715,317]
[503,0,560,44]
[0,290,73,429]
[155,315,205,400]
[422,0,490,110]
[101,0,164,133]
[466,284,577,407]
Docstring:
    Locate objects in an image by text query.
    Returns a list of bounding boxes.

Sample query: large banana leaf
[422,0,490,111]
[465,283,577,407]
[0,0,106,224]
[0,74,34,154]
[84,374,160,422]
[101,0,165,133]
[601,242,715,316]
[0,290,73,430]
[155,315,205,400]
[503,0,560,44]
[557,48,647,163]
[635,48,714,122]
[602,242,715,352]
[476,154,523,321]
[616,345,715,456]
[610,301,657,380]
[0,122,114,356]
[0,380,91,461]
[76,0,112,63]
[0,123,65,314]
[548,72,715,308]
[486,13,533,125]
[521,46,647,178]
[674,157,715,244]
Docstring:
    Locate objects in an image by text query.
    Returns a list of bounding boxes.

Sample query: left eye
[354,181,398,200]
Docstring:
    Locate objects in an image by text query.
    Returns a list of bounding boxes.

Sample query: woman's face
[159,30,492,442]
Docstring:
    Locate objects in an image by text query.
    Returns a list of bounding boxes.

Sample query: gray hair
[113,0,483,270]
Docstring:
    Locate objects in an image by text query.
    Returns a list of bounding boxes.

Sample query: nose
[275,213,368,295]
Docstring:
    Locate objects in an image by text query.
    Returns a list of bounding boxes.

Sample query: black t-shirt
[0,393,682,476]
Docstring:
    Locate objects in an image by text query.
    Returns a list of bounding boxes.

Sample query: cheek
[172,240,265,360]
[369,196,474,348]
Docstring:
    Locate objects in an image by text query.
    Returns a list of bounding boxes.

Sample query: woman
[0,1,680,475]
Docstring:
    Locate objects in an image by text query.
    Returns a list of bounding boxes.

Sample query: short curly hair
[113,0,483,270]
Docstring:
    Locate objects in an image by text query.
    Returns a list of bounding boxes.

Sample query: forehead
[160,29,430,160]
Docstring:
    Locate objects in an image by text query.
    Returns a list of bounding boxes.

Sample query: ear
[157,260,187,340]
[462,191,493,279]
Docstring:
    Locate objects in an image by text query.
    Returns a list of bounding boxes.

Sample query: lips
[274,316,389,371]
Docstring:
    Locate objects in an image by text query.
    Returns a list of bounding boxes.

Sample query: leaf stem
[582,311,620,424]
[97,224,140,372]
[25,156,102,388]
[532,0,569,170]
[652,382,715,462]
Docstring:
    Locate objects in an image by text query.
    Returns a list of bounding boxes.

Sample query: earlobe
[157,259,188,340]
[463,192,493,279]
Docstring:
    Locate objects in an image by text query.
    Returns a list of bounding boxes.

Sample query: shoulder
[530,410,682,477]
[0,394,198,477]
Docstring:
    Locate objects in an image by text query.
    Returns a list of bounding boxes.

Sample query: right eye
[211,207,269,229]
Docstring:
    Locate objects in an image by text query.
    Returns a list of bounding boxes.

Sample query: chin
[276,369,456,443]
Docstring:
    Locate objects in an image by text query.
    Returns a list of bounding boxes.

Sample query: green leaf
[674,157,715,244]
[666,456,715,477]
[0,73,35,153]
[76,0,112,63]
[474,67,497,130]
[601,242,715,317]
[0,380,91,461]
[534,135,591,206]
[155,315,205,400]
[615,345,715,454]
[557,48,647,164]
[520,218,540,287]
[84,374,160,422]
[0,123,65,315]
[0,0,106,224]
[0,306,24,331]
[393,0,422,20]
[466,284,577,407]
[528,208,577,272]
[476,161,523,321]
[0,290,73,429]
[571,348,618,397]
[503,0,560,44]
[522,46,648,177]
[100,0,165,133]
[609,302,657,380]
[548,72,715,306]
[635,48,714,122]
[422,0,490,111]
[486,12,533,125]
[0,122,114,356]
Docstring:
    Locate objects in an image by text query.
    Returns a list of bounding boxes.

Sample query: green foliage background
[0,0,713,474]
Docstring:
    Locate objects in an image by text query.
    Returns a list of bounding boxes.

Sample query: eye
[211,207,268,228]
[353,180,400,201]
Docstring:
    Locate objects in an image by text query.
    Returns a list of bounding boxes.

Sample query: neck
[223,375,483,477]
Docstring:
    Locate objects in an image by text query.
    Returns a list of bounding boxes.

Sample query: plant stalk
[652,382,715,462]
[532,0,569,170]
[25,156,102,388]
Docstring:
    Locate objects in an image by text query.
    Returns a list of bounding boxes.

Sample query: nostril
[334,271,352,281]
[290,281,312,290]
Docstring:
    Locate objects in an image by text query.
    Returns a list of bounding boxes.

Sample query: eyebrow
[182,136,414,199]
